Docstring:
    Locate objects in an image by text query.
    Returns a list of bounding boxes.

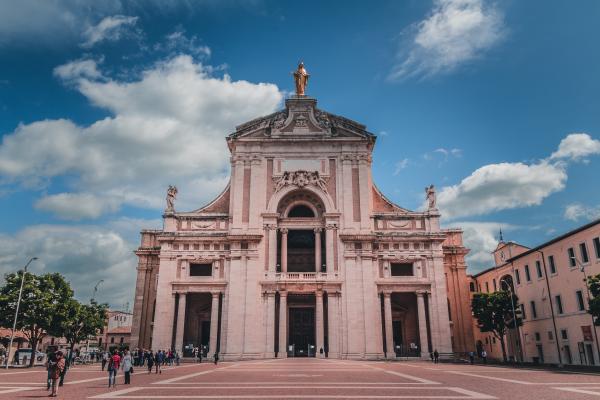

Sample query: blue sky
[1,0,599,307]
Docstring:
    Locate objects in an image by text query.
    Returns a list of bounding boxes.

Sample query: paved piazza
[1,359,599,399]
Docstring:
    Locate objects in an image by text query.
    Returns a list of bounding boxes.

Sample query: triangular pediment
[228,96,375,140]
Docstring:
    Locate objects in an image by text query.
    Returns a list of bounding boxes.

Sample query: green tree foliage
[0,272,73,367]
[588,274,600,326]
[50,299,108,354]
[471,291,522,362]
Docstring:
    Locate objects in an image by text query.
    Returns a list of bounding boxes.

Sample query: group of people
[428,349,489,364]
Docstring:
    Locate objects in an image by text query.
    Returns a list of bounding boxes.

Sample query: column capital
[314,227,323,234]
[383,291,392,298]
[279,290,288,298]
[210,291,221,299]
[280,228,289,234]
[315,290,323,298]
[415,290,428,296]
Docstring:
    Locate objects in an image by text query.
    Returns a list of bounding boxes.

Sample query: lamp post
[570,256,600,363]
[86,280,104,357]
[501,280,522,362]
[5,257,38,369]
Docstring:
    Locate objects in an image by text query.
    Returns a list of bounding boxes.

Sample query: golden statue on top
[293,62,309,96]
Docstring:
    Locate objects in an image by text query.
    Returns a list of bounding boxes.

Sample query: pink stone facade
[471,219,600,365]
[130,96,472,360]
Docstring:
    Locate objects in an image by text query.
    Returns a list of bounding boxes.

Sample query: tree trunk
[28,334,38,368]
[499,334,507,362]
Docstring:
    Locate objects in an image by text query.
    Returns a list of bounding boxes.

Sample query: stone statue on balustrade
[165,185,178,212]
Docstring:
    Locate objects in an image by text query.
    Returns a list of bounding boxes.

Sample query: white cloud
[81,15,138,48]
[564,203,600,222]
[393,158,410,175]
[53,58,104,81]
[0,55,283,219]
[389,0,505,80]
[155,29,212,58]
[34,193,121,220]
[437,161,567,219]
[0,224,138,308]
[550,133,600,161]
[445,221,516,272]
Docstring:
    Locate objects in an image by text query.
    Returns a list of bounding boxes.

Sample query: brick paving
[0,359,599,399]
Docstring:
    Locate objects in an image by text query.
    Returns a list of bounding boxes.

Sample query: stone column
[314,228,322,273]
[383,292,394,359]
[280,229,288,273]
[265,292,276,357]
[278,291,288,358]
[268,227,277,274]
[416,291,429,357]
[174,293,186,354]
[327,292,339,358]
[209,292,220,358]
[325,225,335,274]
[316,291,325,357]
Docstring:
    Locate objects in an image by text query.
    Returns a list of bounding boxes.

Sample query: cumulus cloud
[0,224,138,307]
[81,15,138,48]
[445,221,516,271]
[389,0,505,80]
[0,55,283,219]
[34,193,121,220]
[53,58,104,82]
[564,203,600,222]
[550,133,600,161]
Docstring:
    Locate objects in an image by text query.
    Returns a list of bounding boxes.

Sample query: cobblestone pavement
[1,358,599,399]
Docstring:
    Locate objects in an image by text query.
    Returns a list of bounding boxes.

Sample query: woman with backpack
[107,350,121,388]
[48,351,65,397]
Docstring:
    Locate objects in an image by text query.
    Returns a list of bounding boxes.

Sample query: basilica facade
[130,94,474,360]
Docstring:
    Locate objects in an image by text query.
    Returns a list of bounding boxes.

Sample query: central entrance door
[289,307,316,357]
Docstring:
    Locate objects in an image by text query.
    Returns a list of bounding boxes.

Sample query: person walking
[107,350,121,388]
[154,350,162,374]
[481,350,487,364]
[468,351,475,365]
[45,351,57,391]
[175,350,180,366]
[146,351,154,374]
[433,349,439,364]
[213,352,219,365]
[59,350,70,387]
[122,350,133,385]
[101,351,109,371]
[48,351,65,397]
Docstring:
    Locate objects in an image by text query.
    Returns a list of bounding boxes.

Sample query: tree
[0,272,74,367]
[588,274,600,326]
[471,291,522,362]
[50,299,108,355]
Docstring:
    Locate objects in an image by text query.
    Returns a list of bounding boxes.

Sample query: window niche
[390,262,413,277]
[189,263,213,277]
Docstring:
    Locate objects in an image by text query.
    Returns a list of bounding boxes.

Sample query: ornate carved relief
[190,221,216,230]
[273,170,328,193]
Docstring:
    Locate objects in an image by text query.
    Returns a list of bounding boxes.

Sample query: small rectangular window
[580,243,589,263]
[535,332,541,341]
[555,295,564,314]
[548,331,554,341]
[520,303,526,320]
[469,282,476,292]
[189,263,212,277]
[525,265,531,281]
[568,248,576,267]
[594,237,600,259]
[576,290,585,311]
[531,301,537,318]
[493,279,497,292]
[390,263,413,276]
[515,269,521,285]
[548,255,556,274]
[561,329,568,340]
[536,261,543,278]
[241,242,249,250]
[485,282,490,292]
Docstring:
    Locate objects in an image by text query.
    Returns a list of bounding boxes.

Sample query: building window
[525,265,531,281]
[469,282,475,292]
[241,242,249,250]
[579,243,589,263]
[493,279,497,292]
[568,248,576,267]
[548,331,554,341]
[594,237,600,259]
[548,255,556,274]
[535,261,543,278]
[189,263,212,277]
[520,304,526,320]
[561,329,568,340]
[576,290,585,311]
[111,337,114,344]
[531,301,537,319]
[391,263,413,276]
[515,269,521,285]
[535,332,541,341]
[555,295,564,314]
[485,282,489,293]
[120,337,124,344]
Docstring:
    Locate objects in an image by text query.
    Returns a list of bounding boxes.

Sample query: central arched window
[288,204,315,218]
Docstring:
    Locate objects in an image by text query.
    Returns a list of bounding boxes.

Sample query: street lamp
[87,279,104,357]
[570,256,600,363]
[5,257,38,369]
[500,280,522,362]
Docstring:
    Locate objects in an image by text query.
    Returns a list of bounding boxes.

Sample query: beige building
[471,219,600,365]
[131,93,474,360]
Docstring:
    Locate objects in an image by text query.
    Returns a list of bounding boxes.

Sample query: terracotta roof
[0,328,28,340]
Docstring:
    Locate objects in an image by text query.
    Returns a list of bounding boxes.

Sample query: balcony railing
[270,272,328,281]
